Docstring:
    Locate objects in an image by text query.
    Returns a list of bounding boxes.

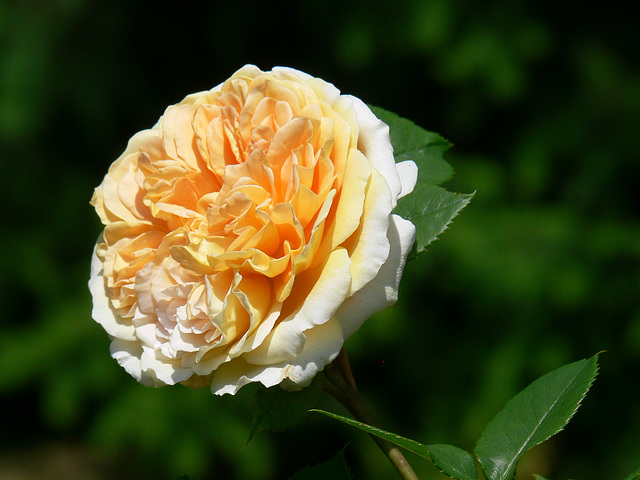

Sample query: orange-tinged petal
[243,247,351,365]
[330,148,371,247]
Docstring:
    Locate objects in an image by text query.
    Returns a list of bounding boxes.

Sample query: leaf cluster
[245,354,640,480]
[313,354,604,480]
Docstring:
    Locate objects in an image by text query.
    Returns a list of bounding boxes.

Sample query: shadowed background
[1,1,639,479]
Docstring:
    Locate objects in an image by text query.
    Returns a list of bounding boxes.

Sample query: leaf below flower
[311,409,478,479]
[474,354,600,480]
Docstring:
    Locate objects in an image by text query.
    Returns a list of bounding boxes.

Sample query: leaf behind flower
[370,105,454,187]
[287,448,352,480]
[395,185,474,255]
[248,375,324,441]
[370,105,473,255]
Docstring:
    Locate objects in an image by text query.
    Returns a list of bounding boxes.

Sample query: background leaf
[248,375,323,441]
[394,185,474,254]
[312,409,477,479]
[623,466,640,480]
[474,354,600,480]
[287,448,352,480]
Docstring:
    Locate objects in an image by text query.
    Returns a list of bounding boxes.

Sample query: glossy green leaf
[474,354,600,480]
[312,408,430,457]
[312,409,478,479]
[623,466,640,480]
[370,105,472,256]
[370,105,455,186]
[395,185,474,254]
[248,376,323,441]
[288,448,352,480]
[427,444,479,480]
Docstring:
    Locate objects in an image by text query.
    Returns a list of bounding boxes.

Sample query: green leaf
[248,375,323,441]
[370,105,455,186]
[312,409,430,457]
[623,466,640,480]
[288,448,352,480]
[311,410,478,480]
[427,444,479,480]
[474,354,600,480]
[532,476,550,480]
[370,105,472,256]
[394,185,474,254]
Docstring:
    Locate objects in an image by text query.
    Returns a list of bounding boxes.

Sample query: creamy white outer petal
[140,346,194,385]
[278,316,344,389]
[347,167,392,295]
[396,160,418,199]
[88,239,136,341]
[109,338,157,387]
[336,214,416,338]
[211,316,344,395]
[349,96,402,206]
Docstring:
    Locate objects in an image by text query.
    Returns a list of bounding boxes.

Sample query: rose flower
[89,65,417,395]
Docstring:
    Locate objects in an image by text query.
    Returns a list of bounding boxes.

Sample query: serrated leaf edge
[474,354,600,480]
[409,189,475,254]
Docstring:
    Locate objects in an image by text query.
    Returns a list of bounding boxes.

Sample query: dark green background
[1,1,638,479]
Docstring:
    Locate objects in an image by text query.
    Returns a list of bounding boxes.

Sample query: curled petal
[396,160,418,199]
[89,238,137,341]
[211,316,344,395]
[243,247,352,364]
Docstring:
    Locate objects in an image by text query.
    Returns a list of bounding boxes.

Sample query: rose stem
[323,349,420,480]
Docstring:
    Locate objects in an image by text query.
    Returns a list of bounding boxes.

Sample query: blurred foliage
[1,1,638,479]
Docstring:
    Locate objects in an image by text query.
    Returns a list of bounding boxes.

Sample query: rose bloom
[89,65,417,395]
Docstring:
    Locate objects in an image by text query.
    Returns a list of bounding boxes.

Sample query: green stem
[324,350,420,480]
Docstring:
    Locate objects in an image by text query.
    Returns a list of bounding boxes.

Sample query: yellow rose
[89,65,417,394]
